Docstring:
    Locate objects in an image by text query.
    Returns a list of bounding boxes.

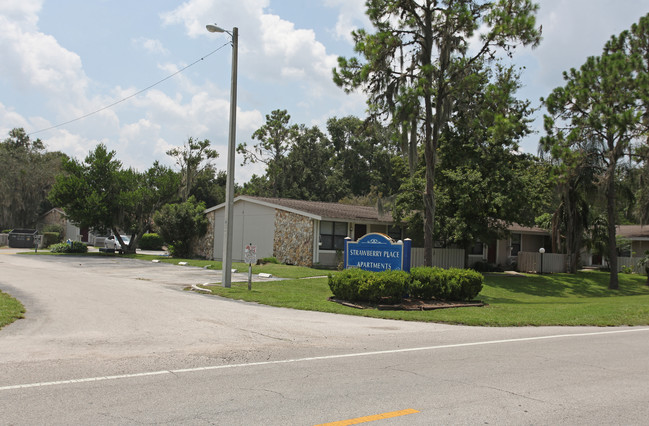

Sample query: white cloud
[323,0,369,43]
[133,38,170,55]
[0,16,88,99]
[0,0,42,29]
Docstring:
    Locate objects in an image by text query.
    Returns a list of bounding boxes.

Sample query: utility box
[8,229,38,248]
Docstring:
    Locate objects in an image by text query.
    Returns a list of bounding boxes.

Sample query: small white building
[195,196,400,267]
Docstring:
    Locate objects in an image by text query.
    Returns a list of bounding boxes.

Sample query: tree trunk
[606,160,619,290]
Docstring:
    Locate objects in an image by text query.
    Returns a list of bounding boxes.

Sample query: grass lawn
[203,270,649,327]
[18,251,649,326]
[0,290,25,329]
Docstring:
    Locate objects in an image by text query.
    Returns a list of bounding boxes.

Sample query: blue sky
[1,0,648,184]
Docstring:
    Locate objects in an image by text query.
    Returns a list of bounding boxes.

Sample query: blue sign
[344,233,411,272]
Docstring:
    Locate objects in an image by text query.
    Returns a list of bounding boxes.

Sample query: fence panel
[517,252,567,273]
[411,248,465,269]
[618,256,644,274]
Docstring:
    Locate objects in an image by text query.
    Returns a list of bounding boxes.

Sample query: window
[387,225,402,241]
[320,221,347,250]
[510,233,521,256]
[469,241,484,256]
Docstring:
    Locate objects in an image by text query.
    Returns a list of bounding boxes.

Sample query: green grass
[0,290,25,329]
[203,270,649,327]
[18,251,649,326]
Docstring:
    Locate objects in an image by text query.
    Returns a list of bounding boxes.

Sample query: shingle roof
[242,196,394,223]
[616,225,649,239]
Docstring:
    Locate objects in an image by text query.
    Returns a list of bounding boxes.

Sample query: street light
[539,247,545,274]
[207,23,238,288]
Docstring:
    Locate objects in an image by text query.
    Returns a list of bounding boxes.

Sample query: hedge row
[328,267,483,303]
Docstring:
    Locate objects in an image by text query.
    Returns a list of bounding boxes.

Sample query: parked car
[105,235,130,253]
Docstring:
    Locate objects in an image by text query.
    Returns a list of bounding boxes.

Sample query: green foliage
[409,267,483,301]
[621,265,634,274]
[139,233,164,250]
[49,241,88,253]
[42,232,62,246]
[334,0,541,265]
[328,267,482,303]
[166,137,218,202]
[153,197,208,258]
[261,257,279,264]
[541,13,649,289]
[0,128,66,229]
[41,224,64,246]
[49,145,179,254]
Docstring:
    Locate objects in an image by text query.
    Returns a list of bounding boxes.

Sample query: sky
[1,0,648,185]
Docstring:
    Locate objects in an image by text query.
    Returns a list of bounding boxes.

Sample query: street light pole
[207,24,238,288]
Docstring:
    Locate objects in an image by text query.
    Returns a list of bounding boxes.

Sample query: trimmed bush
[49,241,88,254]
[139,233,164,250]
[410,267,483,301]
[329,269,410,304]
[329,267,484,304]
[329,268,370,302]
[42,232,62,247]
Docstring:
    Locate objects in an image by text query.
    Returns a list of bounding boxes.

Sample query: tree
[394,62,550,264]
[327,116,406,198]
[237,109,298,198]
[0,128,66,229]
[542,15,649,289]
[334,0,541,266]
[153,197,208,258]
[50,145,178,253]
[282,124,337,201]
[166,137,218,201]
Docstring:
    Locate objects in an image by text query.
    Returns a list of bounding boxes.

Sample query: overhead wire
[28,41,230,136]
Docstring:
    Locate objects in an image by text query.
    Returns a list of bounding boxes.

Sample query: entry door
[354,224,367,240]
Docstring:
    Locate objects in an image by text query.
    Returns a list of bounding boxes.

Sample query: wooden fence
[617,256,645,274]
[517,251,568,273]
[410,248,465,269]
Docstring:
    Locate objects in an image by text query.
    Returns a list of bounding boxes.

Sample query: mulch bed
[329,297,485,311]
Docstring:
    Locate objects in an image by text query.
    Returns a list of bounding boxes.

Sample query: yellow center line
[314,408,420,426]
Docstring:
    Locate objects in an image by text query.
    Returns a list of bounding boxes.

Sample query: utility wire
[28,42,230,136]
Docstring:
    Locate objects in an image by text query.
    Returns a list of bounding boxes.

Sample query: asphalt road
[1,250,649,425]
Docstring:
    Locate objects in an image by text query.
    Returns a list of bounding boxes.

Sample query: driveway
[2,251,649,424]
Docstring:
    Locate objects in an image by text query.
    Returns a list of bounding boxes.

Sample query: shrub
[471,260,502,273]
[329,269,409,304]
[409,267,448,300]
[408,267,483,301]
[154,197,208,258]
[329,268,370,302]
[139,233,164,250]
[42,232,62,247]
[49,241,88,254]
[621,265,634,274]
[447,268,483,301]
[329,267,484,304]
[260,257,279,264]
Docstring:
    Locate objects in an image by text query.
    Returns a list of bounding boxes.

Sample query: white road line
[2,327,648,392]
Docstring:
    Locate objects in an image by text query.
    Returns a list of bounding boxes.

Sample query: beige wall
[208,200,277,262]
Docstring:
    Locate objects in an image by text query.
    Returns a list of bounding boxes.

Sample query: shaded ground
[329,297,485,311]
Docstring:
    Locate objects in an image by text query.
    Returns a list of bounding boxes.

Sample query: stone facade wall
[273,210,314,266]
[193,210,215,259]
[41,209,65,229]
